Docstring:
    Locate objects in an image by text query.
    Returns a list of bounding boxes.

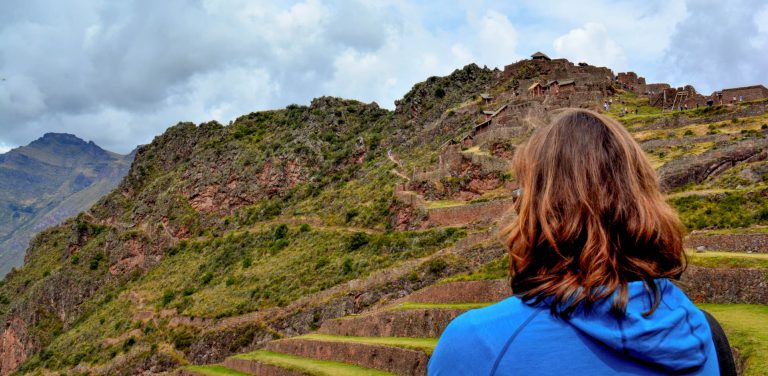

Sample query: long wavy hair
[504,109,685,316]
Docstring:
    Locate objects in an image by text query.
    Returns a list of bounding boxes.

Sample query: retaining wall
[426,198,514,227]
[685,233,768,253]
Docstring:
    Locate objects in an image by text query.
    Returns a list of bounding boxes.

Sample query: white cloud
[553,23,626,70]
[0,142,15,154]
[662,0,768,93]
[756,5,768,33]
[474,10,521,68]
[0,0,764,154]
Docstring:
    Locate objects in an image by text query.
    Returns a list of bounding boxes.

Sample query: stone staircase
[179,281,510,376]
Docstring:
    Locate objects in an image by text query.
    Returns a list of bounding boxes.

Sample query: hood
[566,279,712,372]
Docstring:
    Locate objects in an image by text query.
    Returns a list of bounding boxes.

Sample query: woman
[428,110,731,375]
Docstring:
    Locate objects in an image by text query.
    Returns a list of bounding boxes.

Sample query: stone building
[616,72,648,93]
[528,82,544,97]
[531,51,551,61]
[557,79,576,94]
[649,85,700,109]
[502,57,614,108]
[719,85,768,103]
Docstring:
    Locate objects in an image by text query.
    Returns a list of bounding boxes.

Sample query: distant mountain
[0,133,134,277]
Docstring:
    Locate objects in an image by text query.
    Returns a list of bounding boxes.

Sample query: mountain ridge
[0,133,135,277]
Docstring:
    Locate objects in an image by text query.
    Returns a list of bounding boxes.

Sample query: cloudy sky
[1,0,767,154]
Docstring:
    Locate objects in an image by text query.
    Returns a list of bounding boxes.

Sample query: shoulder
[428,297,537,376]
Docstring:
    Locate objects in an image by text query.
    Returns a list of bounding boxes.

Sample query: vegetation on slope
[1,64,495,374]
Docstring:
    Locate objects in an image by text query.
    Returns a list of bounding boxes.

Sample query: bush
[161,290,175,306]
[270,238,289,253]
[435,88,446,98]
[341,257,353,274]
[89,253,104,270]
[427,258,448,274]
[345,209,359,223]
[299,223,311,232]
[273,224,289,240]
[315,257,329,270]
[347,232,370,251]
[122,337,136,352]
[683,129,695,136]
[200,272,213,285]
[170,328,196,351]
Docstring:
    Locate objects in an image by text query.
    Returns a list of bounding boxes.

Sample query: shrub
[341,257,353,274]
[273,224,289,240]
[161,290,175,306]
[242,257,252,268]
[200,272,213,285]
[345,209,359,223]
[270,238,289,253]
[427,258,448,274]
[226,276,236,286]
[299,223,310,232]
[347,232,370,251]
[170,328,196,351]
[435,88,446,98]
[683,129,695,136]
[89,253,104,270]
[315,257,329,270]
[122,337,136,352]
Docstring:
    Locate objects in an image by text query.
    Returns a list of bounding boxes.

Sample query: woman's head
[505,109,685,315]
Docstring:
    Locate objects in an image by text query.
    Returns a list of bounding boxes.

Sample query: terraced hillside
[183,278,768,376]
[1,56,767,375]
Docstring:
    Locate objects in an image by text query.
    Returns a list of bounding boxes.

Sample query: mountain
[0,58,767,375]
[0,133,135,277]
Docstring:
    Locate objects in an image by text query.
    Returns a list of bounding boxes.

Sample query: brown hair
[504,109,685,316]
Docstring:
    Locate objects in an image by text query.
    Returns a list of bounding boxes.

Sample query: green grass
[697,304,768,376]
[386,302,494,311]
[296,333,438,355]
[425,199,468,209]
[669,188,768,230]
[184,364,250,376]
[233,350,395,376]
[440,255,509,283]
[696,227,768,235]
[461,146,491,156]
[687,250,768,269]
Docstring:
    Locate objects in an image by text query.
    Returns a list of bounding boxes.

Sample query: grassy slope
[233,350,394,376]
[185,365,251,376]
[6,89,476,372]
[296,333,438,354]
[608,91,768,231]
[698,304,768,376]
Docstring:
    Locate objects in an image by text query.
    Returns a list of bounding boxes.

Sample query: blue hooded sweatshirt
[428,279,719,375]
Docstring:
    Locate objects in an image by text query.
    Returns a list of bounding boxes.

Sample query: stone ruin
[614,69,768,111]
[503,57,615,110]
